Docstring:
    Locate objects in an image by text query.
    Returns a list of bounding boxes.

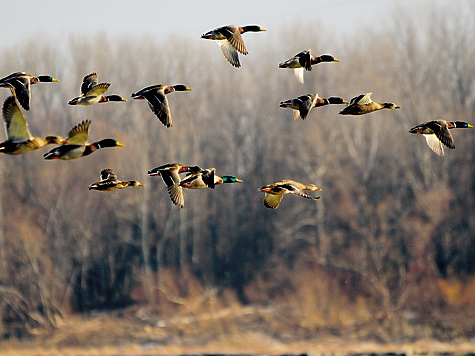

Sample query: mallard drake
[409,120,473,156]
[0,96,65,155]
[279,94,348,120]
[279,51,340,83]
[179,168,242,189]
[131,84,192,128]
[68,73,127,105]
[43,120,123,160]
[259,180,322,209]
[201,25,266,68]
[88,168,144,191]
[0,72,58,110]
[147,163,203,208]
[339,92,401,115]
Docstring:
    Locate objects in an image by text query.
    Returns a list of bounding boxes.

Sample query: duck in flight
[88,169,144,191]
[131,84,192,128]
[409,120,473,156]
[259,180,322,209]
[68,72,127,105]
[279,51,340,83]
[0,96,65,155]
[0,72,58,110]
[339,92,401,115]
[147,163,203,208]
[43,120,123,160]
[201,25,266,68]
[280,94,348,120]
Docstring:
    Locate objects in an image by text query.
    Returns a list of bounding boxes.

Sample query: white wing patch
[293,68,304,83]
[217,40,241,68]
[424,134,445,156]
[357,92,373,105]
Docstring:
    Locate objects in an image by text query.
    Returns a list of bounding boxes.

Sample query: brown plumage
[339,92,401,115]
[259,180,322,209]
[88,169,144,191]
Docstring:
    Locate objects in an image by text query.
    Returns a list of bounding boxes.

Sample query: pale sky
[0,0,452,49]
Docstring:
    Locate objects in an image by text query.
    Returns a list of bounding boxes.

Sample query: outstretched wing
[159,168,184,208]
[263,193,284,209]
[81,73,98,96]
[2,96,32,142]
[65,120,90,145]
[144,90,172,128]
[218,40,241,68]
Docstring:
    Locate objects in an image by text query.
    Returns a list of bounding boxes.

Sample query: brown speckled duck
[88,169,144,191]
[259,180,322,209]
[339,92,401,115]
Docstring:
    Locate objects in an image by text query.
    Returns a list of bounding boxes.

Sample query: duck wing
[354,92,373,105]
[143,90,172,128]
[86,83,110,97]
[65,120,90,145]
[81,73,98,96]
[2,96,32,142]
[220,26,248,54]
[425,121,455,149]
[297,95,314,120]
[217,40,241,68]
[100,168,118,181]
[424,134,445,156]
[159,168,184,208]
[263,193,284,209]
[298,51,312,71]
[201,168,216,189]
[5,76,32,111]
[281,183,320,200]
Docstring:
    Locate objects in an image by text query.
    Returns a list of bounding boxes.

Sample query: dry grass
[0,298,474,355]
[1,268,474,355]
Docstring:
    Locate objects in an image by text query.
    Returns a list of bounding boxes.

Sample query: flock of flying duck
[0,25,472,209]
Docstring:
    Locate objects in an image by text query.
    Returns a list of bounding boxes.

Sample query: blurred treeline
[0,2,474,341]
